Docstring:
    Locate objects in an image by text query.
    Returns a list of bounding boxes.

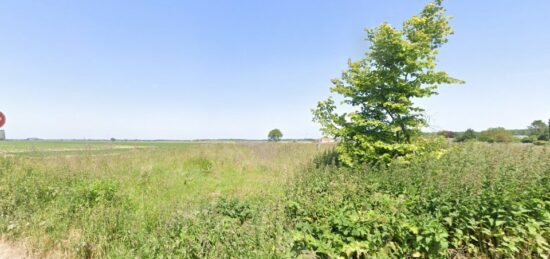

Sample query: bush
[533,140,548,146]
[185,156,213,173]
[479,127,514,143]
[455,129,477,142]
[139,196,288,258]
[437,130,456,139]
[521,136,535,143]
[312,149,341,168]
[215,197,254,224]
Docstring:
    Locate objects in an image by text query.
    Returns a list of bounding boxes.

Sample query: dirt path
[0,240,28,259]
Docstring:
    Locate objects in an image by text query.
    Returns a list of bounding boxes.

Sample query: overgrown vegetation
[288,143,550,258]
[1,141,549,258]
[304,1,549,256]
[0,142,322,258]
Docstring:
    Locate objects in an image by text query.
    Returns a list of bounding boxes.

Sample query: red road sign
[0,112,5,128]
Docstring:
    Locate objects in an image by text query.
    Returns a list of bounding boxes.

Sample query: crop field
[1,141,549,258]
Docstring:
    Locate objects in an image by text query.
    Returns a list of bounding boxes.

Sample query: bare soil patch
[0,240,29,259]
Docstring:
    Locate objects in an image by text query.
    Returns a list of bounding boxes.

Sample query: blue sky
[1,1,549,139]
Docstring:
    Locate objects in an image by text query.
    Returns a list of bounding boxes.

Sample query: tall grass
[1,142,549,258]
[0,142,323,258]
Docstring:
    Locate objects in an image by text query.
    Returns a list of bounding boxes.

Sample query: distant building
[319,136,335,143]
[0,130,5,140]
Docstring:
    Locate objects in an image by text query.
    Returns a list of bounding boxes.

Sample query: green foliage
[533,140,548,146]
[437,130,456,138]
[521,136,535,143]
[313,1,463,166]
[1,141,549,258]
[268,128,283,141]
[184,156,213,173]
[479,127,514,143]
[143,196,287,258]
[312,149,342,168]
[287,143,550,258]
[215,197,254,224]
[509,128,530,136]
[455,128,477,142]
[528,120,549,141]
[72,180,124,210]
[0,142,323,258]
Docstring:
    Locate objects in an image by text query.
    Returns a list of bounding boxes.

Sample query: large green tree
[268,129,283,142]
[313,0,463,166]
[528,120,549,140]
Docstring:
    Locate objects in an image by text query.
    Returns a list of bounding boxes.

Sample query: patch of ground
[0,240,28,259]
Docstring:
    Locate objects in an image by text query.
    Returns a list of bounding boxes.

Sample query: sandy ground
[0,240,28,259]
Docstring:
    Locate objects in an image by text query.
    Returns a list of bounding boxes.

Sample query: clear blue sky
[1,1,549,139]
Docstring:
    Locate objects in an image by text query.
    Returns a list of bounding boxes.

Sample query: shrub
[455,128,477,142]
[437,130,456,139]
[185,156,213,173]
[479,127,514,143]
[521,136,535,143]
[533,140,548,146]
[215,197,254,224]
[312,149,341,168]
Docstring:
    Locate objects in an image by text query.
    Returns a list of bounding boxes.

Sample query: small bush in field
[478,127,515,143]
[312,149,341,168]
[214,197,254,224]
[533,140,548,146]
[73,180,120,208]
[456,128,477,142]
[185,156,213,173]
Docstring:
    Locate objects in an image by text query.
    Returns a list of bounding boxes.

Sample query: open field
[0,141,326,258]
[1,141,549,258]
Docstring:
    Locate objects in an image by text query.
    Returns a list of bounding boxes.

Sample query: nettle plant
[313,0,463,166]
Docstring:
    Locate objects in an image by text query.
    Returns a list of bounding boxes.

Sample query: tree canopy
[313,0,463,166]
[268,129,283,142]
[528,120,549,141]
[456,128,477,142]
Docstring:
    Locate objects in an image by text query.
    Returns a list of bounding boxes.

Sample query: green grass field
[1,141,549,258]
[0,141,325,258]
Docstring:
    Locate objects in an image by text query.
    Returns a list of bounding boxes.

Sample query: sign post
[0,112,6,140]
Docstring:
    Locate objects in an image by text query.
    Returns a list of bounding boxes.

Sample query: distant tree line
[435,119,549,145]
